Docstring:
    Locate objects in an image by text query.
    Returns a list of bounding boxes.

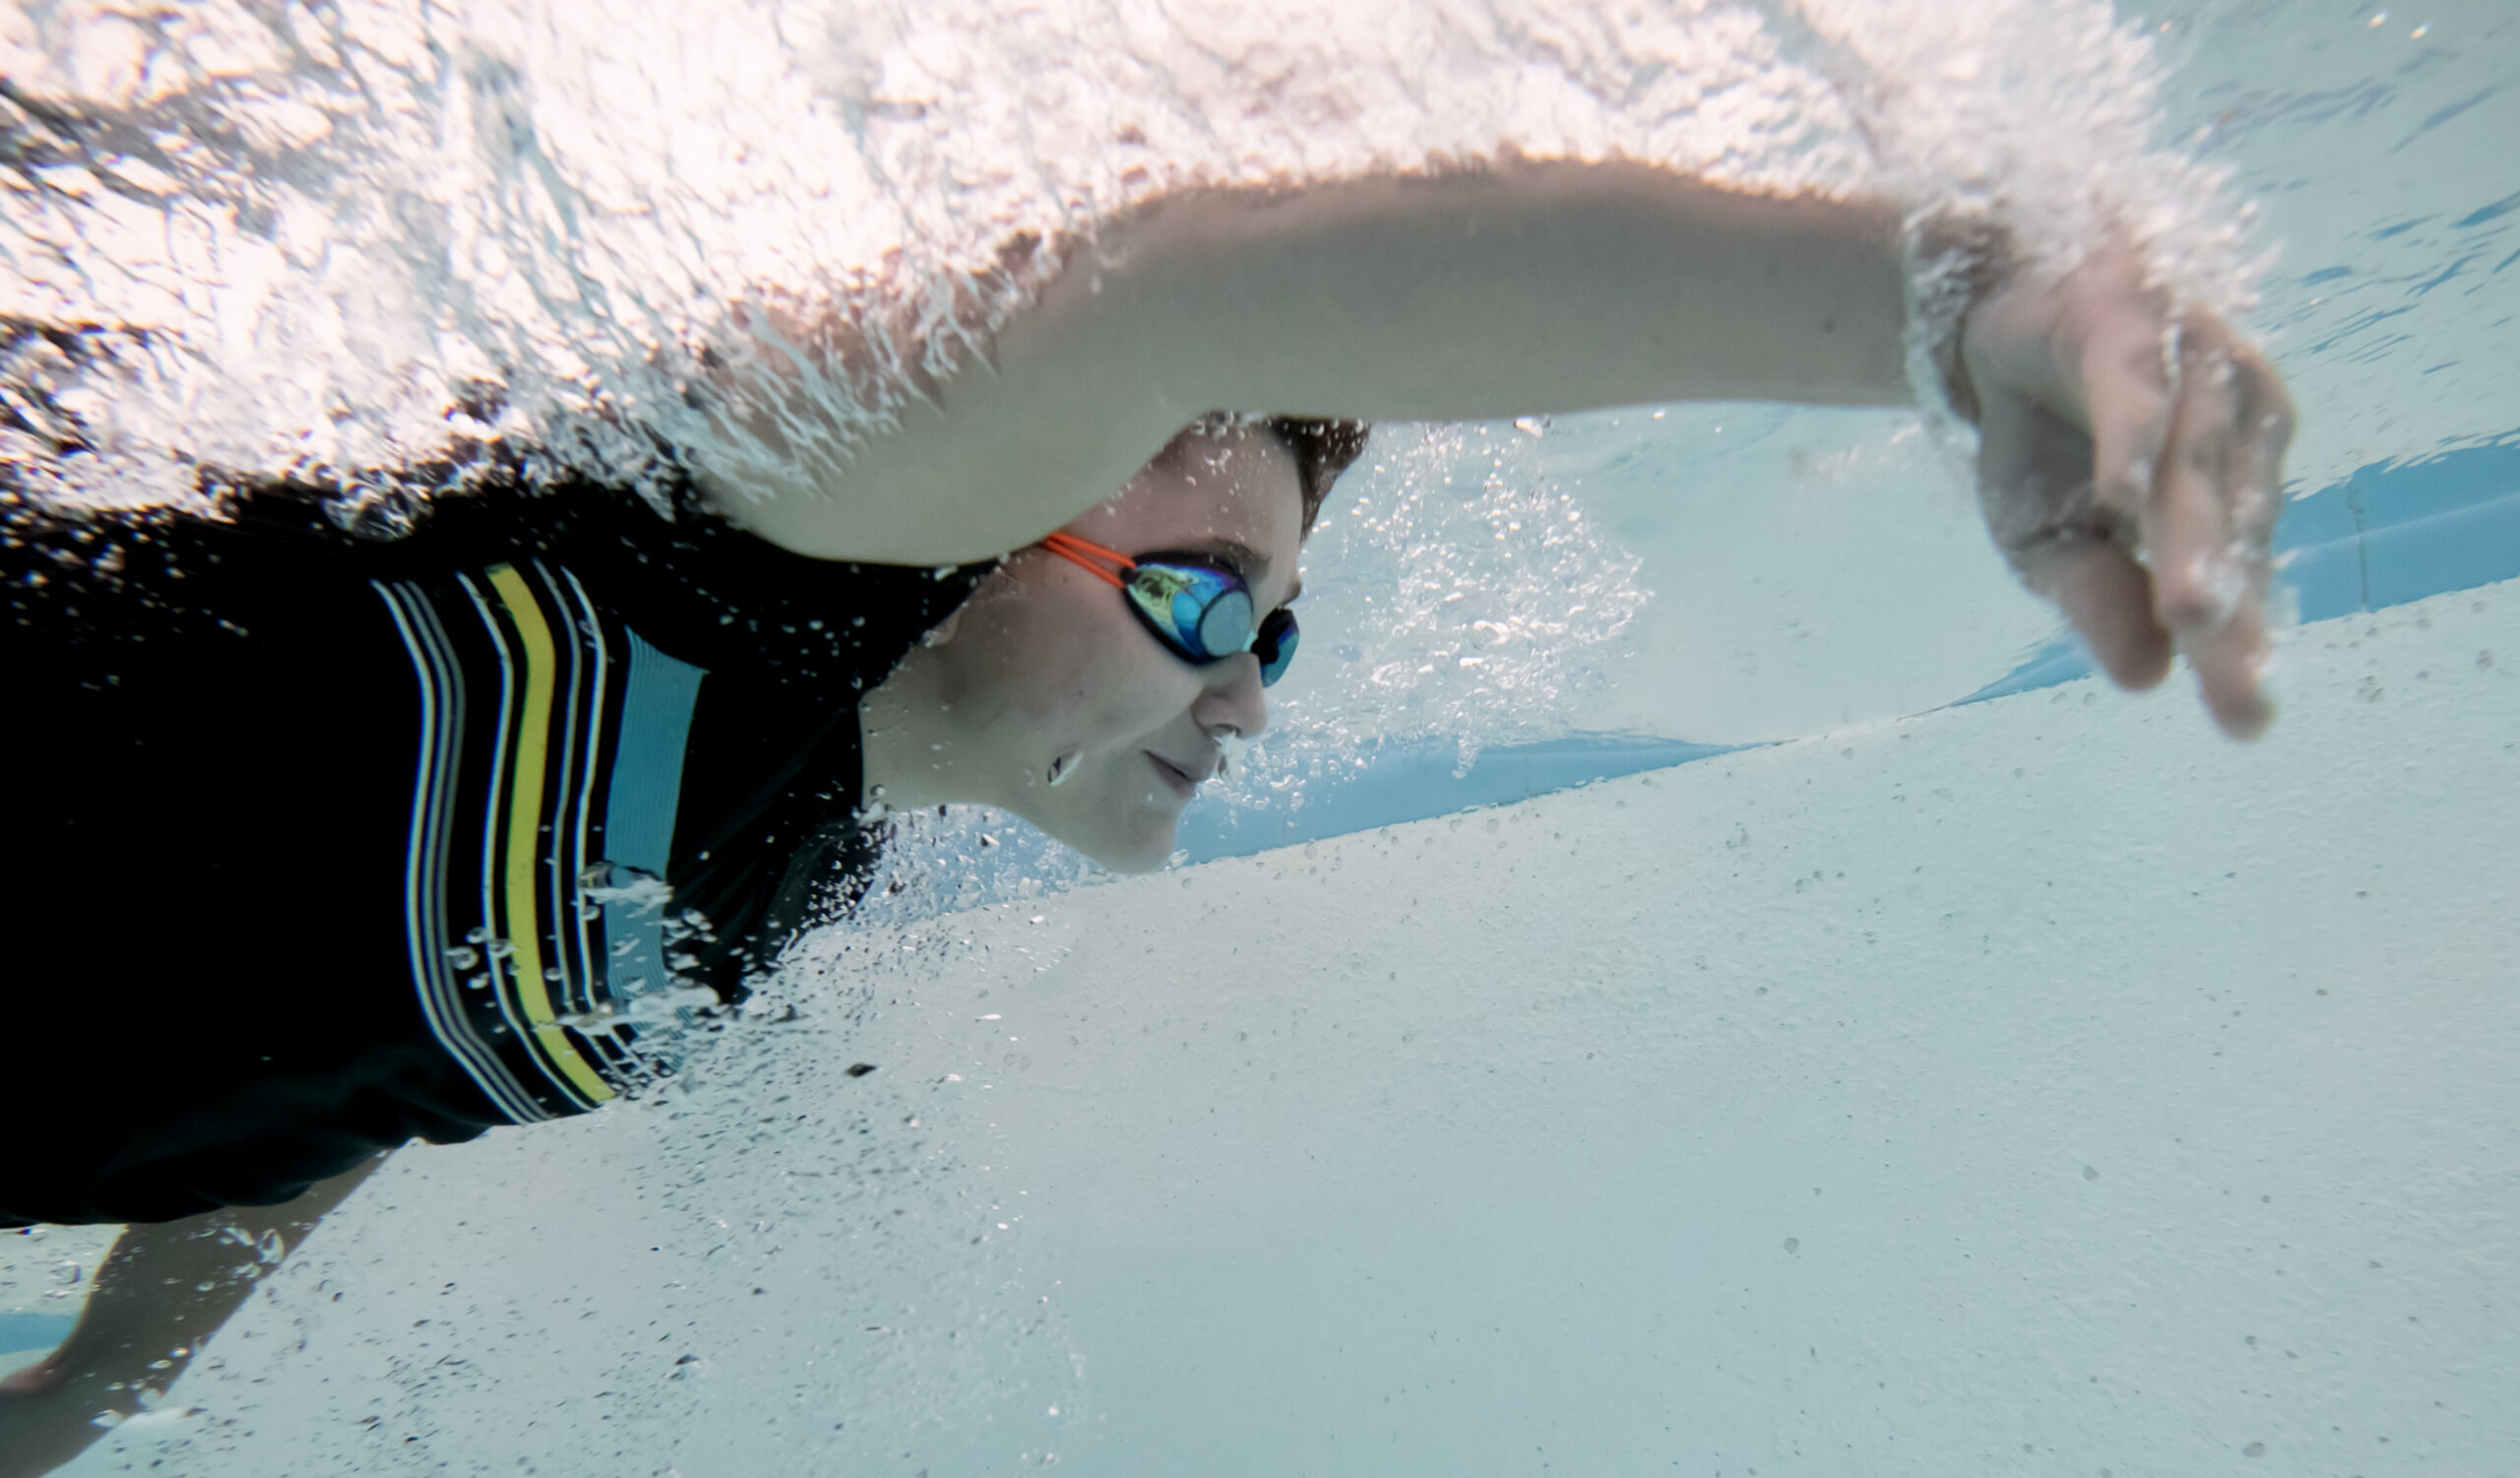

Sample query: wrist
[0,1354,67,1399]
[0,1356,130,1478]
[3,1343,150,1411]
[1901,210,2015,428]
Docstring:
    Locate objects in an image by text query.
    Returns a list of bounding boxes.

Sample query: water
[7,1,2517,1473]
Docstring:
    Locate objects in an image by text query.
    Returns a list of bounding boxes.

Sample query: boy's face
[914,423,1304,871]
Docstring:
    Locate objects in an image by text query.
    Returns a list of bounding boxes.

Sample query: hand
[0,1358,119,1478]
[1958,242,2296,739]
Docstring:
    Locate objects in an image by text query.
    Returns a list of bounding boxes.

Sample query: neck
[855,648,967,814]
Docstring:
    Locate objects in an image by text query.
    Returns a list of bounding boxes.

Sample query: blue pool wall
[1175,432,2520,863]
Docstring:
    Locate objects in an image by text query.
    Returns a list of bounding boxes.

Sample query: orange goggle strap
[1040,532,1136,588]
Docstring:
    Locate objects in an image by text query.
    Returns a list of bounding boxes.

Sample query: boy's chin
[1064,821,1178,875]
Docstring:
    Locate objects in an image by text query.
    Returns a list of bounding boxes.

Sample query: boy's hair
[1264,416,1371,534]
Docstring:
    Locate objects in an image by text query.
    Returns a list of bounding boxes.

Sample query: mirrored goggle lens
[1126,562,1252,660]
[1196,588,1255,656]
[1123,557,1294,684]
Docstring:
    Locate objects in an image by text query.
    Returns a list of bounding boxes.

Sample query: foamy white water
[1,0,2255,506]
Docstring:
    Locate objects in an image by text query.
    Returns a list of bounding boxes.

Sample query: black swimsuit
[3,475,988,1226]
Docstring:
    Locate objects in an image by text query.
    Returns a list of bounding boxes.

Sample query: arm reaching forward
[707,161,1911,564]
[704,160,2290,737]
[0,1154,389,1478]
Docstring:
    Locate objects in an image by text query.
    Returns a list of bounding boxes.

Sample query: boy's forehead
[1076,438,1302,606]
[1116,433,1301,541]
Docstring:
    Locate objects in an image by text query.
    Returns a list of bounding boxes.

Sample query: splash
[0,0,1856,511]
[2,1,2262,513]
[1784,0,2270,308]
[1250,418,1653,777]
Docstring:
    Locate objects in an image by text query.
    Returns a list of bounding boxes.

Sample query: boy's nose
[1194,652,1269,740]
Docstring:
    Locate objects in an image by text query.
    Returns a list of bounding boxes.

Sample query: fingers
[2144,315,2244,630]
[1976,393,2171,689]
[1965,231,2300,739]
[2224,337,2299,554]
[2183,595,2274,740]
[2077,314,2176,521]
[2131,310,2293,739]
[1986,293,2294,739]
[2051,298,2269,730]
[2170,331,2294,739]
[2045,540,2175,690]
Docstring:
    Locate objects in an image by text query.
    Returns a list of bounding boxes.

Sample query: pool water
[7,1,2516,1473]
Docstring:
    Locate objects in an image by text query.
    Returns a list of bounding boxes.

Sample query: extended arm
[706,158,2289,738]
[0,1154,388,1478]
[707,161,1908,564]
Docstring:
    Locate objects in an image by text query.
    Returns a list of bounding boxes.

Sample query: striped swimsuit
[3,478,987,1225]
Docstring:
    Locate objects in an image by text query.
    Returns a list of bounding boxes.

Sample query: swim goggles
[1040,532,1298,686]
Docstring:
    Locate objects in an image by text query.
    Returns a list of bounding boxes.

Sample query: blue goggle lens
[1253,608,1298,687]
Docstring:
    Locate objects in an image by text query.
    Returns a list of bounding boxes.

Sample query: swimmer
[0,162,2289,1472]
